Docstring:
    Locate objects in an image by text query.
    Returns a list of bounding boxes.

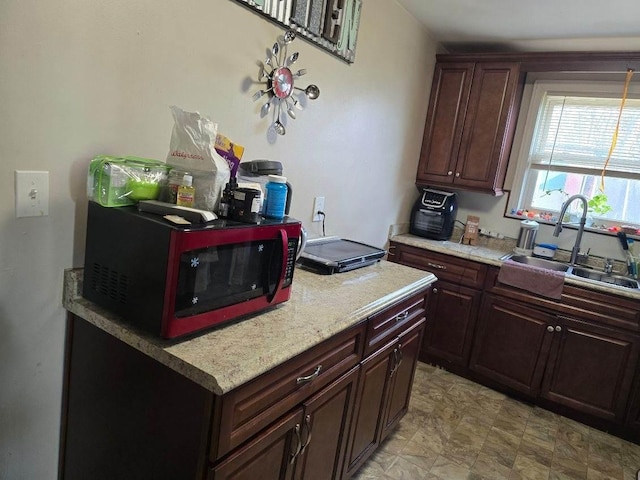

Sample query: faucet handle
[576,250,590,265]
[604,258,614,274]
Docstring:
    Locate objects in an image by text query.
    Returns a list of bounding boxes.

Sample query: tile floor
[353,362,640,480]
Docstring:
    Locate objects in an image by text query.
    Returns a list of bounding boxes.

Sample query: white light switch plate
[15,170,49,218]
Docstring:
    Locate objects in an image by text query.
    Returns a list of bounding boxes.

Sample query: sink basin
[504,254,639,290]
[567,267,640,289]
[506,254,571,272]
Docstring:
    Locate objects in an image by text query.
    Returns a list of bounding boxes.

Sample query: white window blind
[530,94,640,175]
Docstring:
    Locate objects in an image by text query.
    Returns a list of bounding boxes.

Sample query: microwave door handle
[268,228,289,303]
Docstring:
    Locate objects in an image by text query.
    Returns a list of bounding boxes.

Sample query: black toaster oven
[410,188,458,240]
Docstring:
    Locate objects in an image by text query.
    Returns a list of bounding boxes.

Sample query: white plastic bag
[166,106,230,211]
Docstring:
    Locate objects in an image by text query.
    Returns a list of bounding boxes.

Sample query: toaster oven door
[173,238,283,317]
[412,209,446,237]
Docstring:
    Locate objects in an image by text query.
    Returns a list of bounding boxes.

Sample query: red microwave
[82,201,303,339]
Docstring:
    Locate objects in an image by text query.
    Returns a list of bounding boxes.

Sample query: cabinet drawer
[365,292,427,356]
[389,242,487,289]
[212,323,365,460]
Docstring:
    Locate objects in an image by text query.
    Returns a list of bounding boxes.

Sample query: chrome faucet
[553,194,589,266]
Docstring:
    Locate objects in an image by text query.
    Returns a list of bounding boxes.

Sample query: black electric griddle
[298,236,386,274]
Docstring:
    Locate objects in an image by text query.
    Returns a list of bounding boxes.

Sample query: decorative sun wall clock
[252,30,320,135]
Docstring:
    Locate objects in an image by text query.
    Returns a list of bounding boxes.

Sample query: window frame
[508,79,640,229]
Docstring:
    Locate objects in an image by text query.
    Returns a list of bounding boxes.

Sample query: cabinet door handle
[546,326,554,332]
[455,172,460,177]
[432,288,438,294]
[290,423,302,464]
[297,365,322,384]
[427,262,447,270]
[299,414,312,455]
[447,171,453,176]
[395,311,409,322]
[390,348,399,376]
[555,325,562,332]
[397,343,404,369]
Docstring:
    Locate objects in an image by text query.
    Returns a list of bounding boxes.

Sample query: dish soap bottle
[176,174,195,208]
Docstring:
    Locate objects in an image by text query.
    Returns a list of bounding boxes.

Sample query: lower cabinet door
[381,318,426,441]
[343,341,396,477]
[210,408,303,480]
[469,294,555,397]
[542,315,640,423]
[423,281,481,367]
[294,366,360,480]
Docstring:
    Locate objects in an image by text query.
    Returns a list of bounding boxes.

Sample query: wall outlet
[312,196,325,222]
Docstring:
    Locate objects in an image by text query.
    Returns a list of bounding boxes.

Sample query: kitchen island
[60,261,436,480]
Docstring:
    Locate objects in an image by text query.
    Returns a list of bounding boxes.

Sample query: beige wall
[0,0,436,477]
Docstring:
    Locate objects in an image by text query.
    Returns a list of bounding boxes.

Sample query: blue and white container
[263,175,288,219]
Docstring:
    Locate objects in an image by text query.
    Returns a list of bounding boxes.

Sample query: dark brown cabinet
[61,286,430,480]
[210,408,302,480]
[424,280,482,368]
[214,366,361,480]
[469,294,556,397]
[470,294,640,423]
[541,315,640,423]
[416,61,522,195]
[293,367,359,480]
[388,241,486,370]
[380,320,424,440]
[388,241,640,441]
[344,318,426,478]
[343,338,394,477]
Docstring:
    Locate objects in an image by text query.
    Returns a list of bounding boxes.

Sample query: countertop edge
[390,234,640,301]
[63,264,437,394]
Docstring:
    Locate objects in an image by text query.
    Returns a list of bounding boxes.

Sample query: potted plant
[588,192,613,217]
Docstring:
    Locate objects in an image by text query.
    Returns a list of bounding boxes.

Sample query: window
[509,80,640,228]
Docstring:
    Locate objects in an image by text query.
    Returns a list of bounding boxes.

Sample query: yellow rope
[600,68,635,192]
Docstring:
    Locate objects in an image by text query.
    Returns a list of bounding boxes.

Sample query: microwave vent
[89,263,128,304]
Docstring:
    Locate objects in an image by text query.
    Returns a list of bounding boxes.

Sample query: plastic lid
[537,243,558,250]
[182,174,193,186]
[239,160,284,175]
[267,174,287,183]
[520,220,539,228]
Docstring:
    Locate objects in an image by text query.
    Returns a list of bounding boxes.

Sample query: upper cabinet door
[455,63,521,194]
[416,62,474,185]
[416,60,521,195]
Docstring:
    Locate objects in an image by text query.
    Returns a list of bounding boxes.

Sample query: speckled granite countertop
[63,261,436,395]
[390,233,640,301]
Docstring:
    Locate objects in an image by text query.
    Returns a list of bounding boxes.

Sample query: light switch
[15,170,49,218]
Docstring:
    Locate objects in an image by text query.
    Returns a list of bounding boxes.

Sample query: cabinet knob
[547,326,554,332]
[455,172,460,177]
[555,325,562,332]
[447,171,453,176]
[432,288,438,294]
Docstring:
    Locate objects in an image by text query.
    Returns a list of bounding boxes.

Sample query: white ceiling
[395,0,640,52]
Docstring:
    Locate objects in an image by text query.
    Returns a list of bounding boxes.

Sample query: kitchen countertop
[391,233,640,301]
[63,261,436,395]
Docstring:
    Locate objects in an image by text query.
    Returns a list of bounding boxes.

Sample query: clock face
[272,67,294,99]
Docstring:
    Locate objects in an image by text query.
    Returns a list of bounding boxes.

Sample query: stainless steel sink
[566,267,640,289]
[506,254,571,272]
[502,254,640,290]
